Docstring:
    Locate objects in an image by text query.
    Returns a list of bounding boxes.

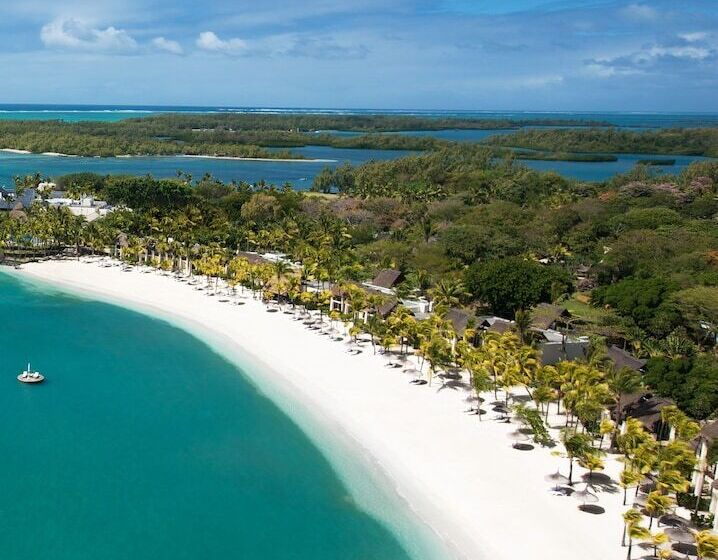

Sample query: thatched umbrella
[9,202,27,221]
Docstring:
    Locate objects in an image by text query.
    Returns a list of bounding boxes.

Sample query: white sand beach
[14,259,629,560]
[0,149,333,163]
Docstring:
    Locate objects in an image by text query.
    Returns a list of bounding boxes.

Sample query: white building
[46,196,115,222]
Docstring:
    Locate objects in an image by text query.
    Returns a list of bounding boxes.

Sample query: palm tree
[650,531,669,559]
[607,366,644,449]
[513,309,532,344]
[695,529,718,560]
[469,357,492,421]
[578,450,605,481]
[625,519,650,560]
[408,269,432,297]
[598,418,615,450]
[644,491,673,529]
[272,259,291,284]
[622,508,642,546]
[561,429,592,485]
[429,278,467,310]
[620,468,643,506]
[421,334,451,386]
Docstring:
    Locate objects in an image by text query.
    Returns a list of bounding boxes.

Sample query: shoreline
[7,259,628,560]
[0,148,334,163]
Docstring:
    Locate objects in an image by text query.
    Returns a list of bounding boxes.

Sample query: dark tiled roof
[607,345,647,372]
[531,303,570,330]
[371,269,403,289]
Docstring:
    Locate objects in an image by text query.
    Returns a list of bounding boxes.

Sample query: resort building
[361,268,404,295]
[607,345,648,372]
[474,314,589,365]
[614,392,674,438]
[46,196,115,222]
[0,187,36,211]
[530,303,572,331]
[692,421,718,529]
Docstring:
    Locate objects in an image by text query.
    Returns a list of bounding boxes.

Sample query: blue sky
[0,1,716,110]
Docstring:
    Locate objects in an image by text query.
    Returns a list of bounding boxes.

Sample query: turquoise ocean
[0,271,448,560]
[0,105,715,186]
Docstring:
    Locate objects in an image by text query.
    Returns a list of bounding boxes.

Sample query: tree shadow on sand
[581,472,619,494]
[578,504,605,515]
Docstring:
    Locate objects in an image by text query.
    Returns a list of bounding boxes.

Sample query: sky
[0,0,716,111]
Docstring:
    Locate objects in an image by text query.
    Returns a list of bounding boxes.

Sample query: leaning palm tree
[619,467,643,506]
[625,518,651,560]
[644,491,673,529]
[696,529,718,560]
[560,429,592,486]
[622,508,642,546]
[650,531,669,559]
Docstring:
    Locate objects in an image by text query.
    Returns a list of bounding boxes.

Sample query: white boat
[17,363,44,384]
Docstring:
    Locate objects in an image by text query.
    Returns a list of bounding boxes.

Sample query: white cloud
[620,3,657,21]
[40,18,137,52]
[151,37,183,55]
[679,32,709,43]
[583,62,641,78]
[196,31,247,54]
[646,45,711,60]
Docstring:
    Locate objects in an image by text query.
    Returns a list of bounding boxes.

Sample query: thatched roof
[236,251,270,265]
[377,298,398,318]
[9,203,27,221]
[531,303,570,330]
[618,392,674,433]
[607,345,647,372]
[446,308,471,336]
[477,316,513,334]
[701,421,718,443]
[370,269,403,289]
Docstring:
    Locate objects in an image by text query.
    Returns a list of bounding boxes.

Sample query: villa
[607,345,647,372]
[46,195,115,222]
[361,268,403,295]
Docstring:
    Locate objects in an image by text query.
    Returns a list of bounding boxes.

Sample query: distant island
[0,114,715,165]
[483,127,718,158]
[0,114,607,159]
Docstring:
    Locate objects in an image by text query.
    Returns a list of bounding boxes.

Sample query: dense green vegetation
[4,114,711,165]
[127,113,610,132]
[484,127,718,158]
[637,159,676,166]
[3,143,718,422]
[0,113,607,158]
[512,150,617,162]
[0,113,640,160]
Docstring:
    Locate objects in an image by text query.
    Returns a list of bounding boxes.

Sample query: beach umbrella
[506,429,529,443]
[572,485,599,505]
[544,469,570,486]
